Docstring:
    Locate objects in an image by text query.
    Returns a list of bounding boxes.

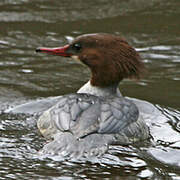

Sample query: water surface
[0,0,180,179]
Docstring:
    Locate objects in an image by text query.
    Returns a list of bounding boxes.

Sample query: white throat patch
[71,55,85,66]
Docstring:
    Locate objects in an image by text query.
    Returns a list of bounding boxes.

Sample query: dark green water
[0,0,180,179]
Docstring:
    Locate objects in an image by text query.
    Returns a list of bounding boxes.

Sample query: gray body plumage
[38,82,149,157]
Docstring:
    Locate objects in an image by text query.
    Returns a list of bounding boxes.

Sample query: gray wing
[38,94,142,157]
[38,94,102,139]
[38,94,139,141]
[98,97,139,134]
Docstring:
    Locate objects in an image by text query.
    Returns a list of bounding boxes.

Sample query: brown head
[36,33,145,87]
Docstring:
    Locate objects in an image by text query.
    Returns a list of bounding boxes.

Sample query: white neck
[77,81,122,97]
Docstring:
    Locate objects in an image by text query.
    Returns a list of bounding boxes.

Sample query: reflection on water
[0,0,180,179]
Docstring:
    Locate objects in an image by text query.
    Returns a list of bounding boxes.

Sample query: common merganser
[34,33,150,157]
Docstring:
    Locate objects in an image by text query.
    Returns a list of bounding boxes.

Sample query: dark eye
[72,43,82,52]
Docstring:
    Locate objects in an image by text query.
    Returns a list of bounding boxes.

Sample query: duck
[34,33,150,158]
